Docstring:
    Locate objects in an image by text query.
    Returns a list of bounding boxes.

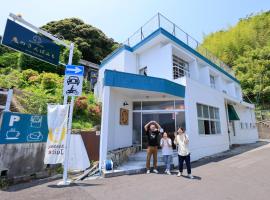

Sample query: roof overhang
[104,69,185,98]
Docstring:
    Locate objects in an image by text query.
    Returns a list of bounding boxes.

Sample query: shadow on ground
[191,140,269,169]
[47,182,102,188]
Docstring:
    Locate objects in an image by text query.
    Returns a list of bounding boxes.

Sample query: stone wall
[257,123,270,139]
[107,145,140,168]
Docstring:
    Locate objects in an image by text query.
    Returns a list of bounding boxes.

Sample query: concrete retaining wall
[0,143,46,178]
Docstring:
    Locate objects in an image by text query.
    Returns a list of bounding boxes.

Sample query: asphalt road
[1,141,270,200]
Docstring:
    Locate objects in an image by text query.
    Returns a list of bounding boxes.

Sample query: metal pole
[62,96,75,185]
[63,43,74,105]
[158,13,160,28]
[60,43,74,186]
[4,89,13,111]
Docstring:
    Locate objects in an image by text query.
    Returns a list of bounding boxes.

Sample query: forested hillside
[202,11,270,109]
[0,18,118,74]
[0,18,113,129]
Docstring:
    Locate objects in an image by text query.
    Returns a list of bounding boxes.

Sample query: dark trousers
[178,154,191,174]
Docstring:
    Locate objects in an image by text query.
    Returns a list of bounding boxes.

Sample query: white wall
[106,89,133,151]
[139,43,172,80]
[124,51,137,73]
[97,50,135,101]
[230,105,258,144]
[198,65,210,86]
[185,78,230,161]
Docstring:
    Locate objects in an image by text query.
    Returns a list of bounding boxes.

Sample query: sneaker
[164,169,168,174]
[166,170,171,175]
[153,169,159,174]
[146,170,150,174]
[177,172,182,177]
[188,174,194,179]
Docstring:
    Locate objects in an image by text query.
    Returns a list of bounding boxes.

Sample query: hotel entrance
[132,100,185,149]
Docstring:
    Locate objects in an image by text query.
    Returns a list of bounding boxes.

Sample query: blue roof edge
[100,28,240,84]
[104,69,186,98]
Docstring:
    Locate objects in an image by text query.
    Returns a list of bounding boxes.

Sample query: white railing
[107,13,234,76]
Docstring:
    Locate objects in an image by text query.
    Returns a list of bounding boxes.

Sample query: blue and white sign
[0,112,48,144]
[1,19,60,65]
[63,65,84,96]
[65,65,84,76]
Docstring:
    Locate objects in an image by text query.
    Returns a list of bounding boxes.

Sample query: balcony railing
[120,13,234,76]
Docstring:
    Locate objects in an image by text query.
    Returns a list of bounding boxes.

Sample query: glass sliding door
[132,100,185,149]
[132,112,141,146]
[141,112,177,149]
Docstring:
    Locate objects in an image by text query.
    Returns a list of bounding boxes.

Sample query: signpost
[63,65,84,97]
[61,64,84,185]
[1,13,79,186]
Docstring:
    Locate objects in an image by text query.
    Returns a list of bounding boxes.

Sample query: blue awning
[104,70,185,98]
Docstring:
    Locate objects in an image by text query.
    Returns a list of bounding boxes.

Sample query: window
[139,66,147,76]
[210,75,216,89]
[173,55,189,79]
[133,100,184,111]
[197,103,221,135]
[240,122,244,129]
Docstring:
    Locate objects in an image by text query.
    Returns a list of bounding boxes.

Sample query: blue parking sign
[0,112,48,144]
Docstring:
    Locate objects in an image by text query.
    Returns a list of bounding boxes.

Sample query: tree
[234,46,270,108]
[201,11,270,67]
[19,44,82,74]
[41,18,117,64]
[201,11,270,108]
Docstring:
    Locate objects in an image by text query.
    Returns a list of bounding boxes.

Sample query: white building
[95,13,258,168]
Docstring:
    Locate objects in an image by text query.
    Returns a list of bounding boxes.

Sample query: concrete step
[104,161,176,178]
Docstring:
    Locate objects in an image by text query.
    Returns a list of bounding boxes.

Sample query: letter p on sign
[9,115,20,126]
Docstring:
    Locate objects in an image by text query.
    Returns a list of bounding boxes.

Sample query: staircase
[103,150,178,178]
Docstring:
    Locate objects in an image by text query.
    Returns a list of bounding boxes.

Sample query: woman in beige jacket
[174,128,194,179]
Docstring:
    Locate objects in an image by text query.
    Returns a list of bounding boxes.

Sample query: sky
[0,0,270,43]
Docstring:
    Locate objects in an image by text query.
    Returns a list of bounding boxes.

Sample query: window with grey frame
[172,55,189,79]
[210,75,216,89]
[197,103,221,135]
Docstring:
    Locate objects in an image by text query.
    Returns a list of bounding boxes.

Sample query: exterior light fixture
[123,101,129,106]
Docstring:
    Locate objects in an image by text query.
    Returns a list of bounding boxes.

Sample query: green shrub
[41,72,60,91]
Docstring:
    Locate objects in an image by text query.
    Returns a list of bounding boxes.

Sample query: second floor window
[173,55,189,79]
[210,75,216,89]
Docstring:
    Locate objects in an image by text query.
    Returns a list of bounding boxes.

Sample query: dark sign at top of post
[1,19,60,65]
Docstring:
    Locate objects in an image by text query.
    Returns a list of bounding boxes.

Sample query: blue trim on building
[100,28,240,84]
[100,45,132,67]
[104,69,185,98]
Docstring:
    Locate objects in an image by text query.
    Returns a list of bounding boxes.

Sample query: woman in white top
[160,132,173,175]
[174,127,194,179]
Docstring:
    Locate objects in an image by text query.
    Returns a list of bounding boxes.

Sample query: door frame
[133,110,185,149]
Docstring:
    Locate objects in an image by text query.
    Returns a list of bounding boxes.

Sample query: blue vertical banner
[0,112,48,144]
[1,19,60,65]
